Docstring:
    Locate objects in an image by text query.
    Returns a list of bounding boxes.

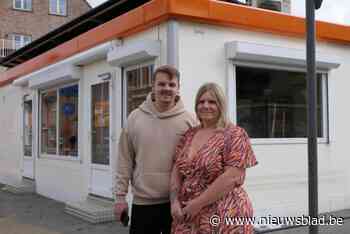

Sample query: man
[114,65,197,234]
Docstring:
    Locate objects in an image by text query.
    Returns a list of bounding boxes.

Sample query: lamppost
[306,0,323,234]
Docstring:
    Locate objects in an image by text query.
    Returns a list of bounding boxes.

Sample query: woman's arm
[197,166,244,206]
[183,166,244,219]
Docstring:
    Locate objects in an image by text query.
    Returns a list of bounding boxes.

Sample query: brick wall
[0,0,90,40]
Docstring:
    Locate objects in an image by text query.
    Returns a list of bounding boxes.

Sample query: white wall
[178,21,350,217]
[0,85,25,184]
[33,23,168,204]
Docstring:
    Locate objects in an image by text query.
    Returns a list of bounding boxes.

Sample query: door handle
[111,135,117,142]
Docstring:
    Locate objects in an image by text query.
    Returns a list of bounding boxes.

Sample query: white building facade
[0,0,349,223]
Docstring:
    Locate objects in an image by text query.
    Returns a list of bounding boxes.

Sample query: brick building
[0,0,91,58]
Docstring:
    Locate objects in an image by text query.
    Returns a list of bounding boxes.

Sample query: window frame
[90,79,111,167]
[39,82,80,160]
[49,0,67,16]
[256,0,283,12]
[11,34,32,50]
[229,61,329,145]
[13,0,32,11]
[122,61,155,126]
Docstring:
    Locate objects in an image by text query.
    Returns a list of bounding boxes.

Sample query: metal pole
[306,0,318,233]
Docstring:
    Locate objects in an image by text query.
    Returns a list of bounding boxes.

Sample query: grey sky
[292,0,350,25]
[87,0,106,7]
[87,0,349,25]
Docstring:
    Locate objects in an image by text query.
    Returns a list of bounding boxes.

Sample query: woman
[170,83,258,233]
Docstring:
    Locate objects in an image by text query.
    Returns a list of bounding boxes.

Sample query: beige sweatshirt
[115,94,197,205]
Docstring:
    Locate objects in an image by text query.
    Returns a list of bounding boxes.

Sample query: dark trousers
[129,202,172,234]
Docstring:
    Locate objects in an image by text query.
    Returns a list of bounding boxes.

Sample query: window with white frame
[240,0,252,5]
[222,0,251,5]
[40,84,79,157]
[123,63,154,118]
[12,34,31,50]
[13,0,32,11]
[257,0,282,11]
[49,0,67,16]
[235,66,327,139]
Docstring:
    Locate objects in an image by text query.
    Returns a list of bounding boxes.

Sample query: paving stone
[0,189,128,234]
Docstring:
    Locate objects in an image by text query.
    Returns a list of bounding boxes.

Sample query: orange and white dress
[171,124,258,234]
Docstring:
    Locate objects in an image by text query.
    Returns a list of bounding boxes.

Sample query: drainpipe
[167,20,179,68]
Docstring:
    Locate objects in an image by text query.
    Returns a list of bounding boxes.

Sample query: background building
[0,0,91,58]
[226,0,291,13]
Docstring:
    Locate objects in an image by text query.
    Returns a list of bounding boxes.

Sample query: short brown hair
[152,65,180,85]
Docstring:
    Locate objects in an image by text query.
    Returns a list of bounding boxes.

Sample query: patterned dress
[171,124,258,234]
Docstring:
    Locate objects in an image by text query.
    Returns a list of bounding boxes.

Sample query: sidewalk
[0,184,128,234]
[0,185,349,234]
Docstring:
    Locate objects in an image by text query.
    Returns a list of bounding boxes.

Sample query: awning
[225,41,340,70]
[107,40,161,67]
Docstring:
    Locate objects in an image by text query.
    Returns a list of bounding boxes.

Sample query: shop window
[59,85,79,156]
[125,63,154,116]
[40,84,78,157]
[236,66,326,139]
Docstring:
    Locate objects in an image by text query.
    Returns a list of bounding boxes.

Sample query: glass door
[24,100,33,157]
[89,80,112,198]
[23,96,34,179]
[91,82,110,166]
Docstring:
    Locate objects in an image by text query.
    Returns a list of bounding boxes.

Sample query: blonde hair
[195,83,231,128]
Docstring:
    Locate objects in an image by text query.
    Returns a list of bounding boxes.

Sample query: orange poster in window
[94,101,109,128]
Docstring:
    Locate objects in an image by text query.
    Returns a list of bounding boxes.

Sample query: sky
[87,0,350,25]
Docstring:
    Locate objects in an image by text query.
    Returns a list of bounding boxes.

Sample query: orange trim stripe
[1,0,350,87]
[169,0,350,42]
